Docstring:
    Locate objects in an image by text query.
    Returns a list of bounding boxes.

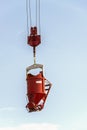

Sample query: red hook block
[27,27,41,47]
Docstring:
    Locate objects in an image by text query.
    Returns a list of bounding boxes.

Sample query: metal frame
[26,63,43,74]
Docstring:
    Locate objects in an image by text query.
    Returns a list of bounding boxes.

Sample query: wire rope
[26,0,32,35]
[26,0,41,34]
[26,0,29,35]
[39,0,41,34]
[36,0,37,27]
[29,0,32,27]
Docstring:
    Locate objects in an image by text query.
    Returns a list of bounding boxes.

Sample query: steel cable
[39,0,41,35]
[26,0,41,34]
[36,0,37,27]
[26,0,29,35]
[29,0,32,27]
[26,0,32,35]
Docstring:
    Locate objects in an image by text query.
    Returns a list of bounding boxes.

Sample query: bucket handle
[26,64,43,74]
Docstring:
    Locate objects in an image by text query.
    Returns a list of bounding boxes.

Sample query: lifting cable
[26,0,41,64]
[26,0,41,35]
[25,0,52,113]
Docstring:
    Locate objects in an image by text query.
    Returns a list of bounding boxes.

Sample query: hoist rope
[26,0,32,35]
[36,0,41,34]
[39,0,41,34]
[36,0,37,27]
[29,0,32,27]
[26,0,41,64]
[26,0,41,34]
[26,0,29,35]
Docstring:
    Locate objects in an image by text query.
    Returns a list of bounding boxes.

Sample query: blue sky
[0,0,87,130]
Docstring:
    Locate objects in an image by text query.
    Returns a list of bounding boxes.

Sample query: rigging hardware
[25,0,52,112]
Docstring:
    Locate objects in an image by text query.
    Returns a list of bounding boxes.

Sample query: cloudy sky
[0,0,87,130]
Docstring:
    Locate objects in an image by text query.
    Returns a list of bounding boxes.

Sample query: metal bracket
[26,64,43,74]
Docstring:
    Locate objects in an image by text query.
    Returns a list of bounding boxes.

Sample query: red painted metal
[27,27,41,47]
[26,1,52,113]
[26,70,52,112]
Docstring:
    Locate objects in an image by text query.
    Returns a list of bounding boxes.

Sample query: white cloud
[0,123,61,130]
